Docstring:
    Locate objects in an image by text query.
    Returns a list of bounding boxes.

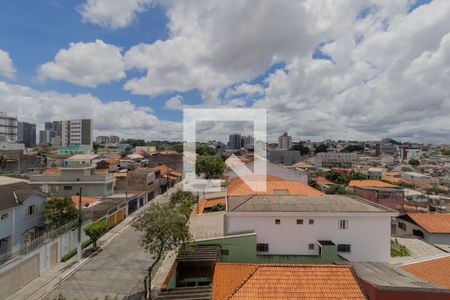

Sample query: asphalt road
[47,224,152,300]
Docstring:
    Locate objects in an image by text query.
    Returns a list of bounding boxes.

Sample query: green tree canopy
[133,203,192,271]
[324,170,346,184]
[290,144,311,155]
[196,155,226,179]
[43,197,78,230]
[123,139,146,147]
[325,184,352,195]
[170,190,195,205]
[314,144,328,154]
[408,158,420,167]
[348,171,367,181]
[196,145,215,156]
[84,220,107,249]
[341,144,364,152]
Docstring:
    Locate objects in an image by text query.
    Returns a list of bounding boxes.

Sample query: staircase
[157,286,211,300]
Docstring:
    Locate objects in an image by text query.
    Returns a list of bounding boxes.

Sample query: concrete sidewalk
[8,185,181,300]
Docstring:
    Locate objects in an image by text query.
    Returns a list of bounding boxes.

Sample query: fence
[0,220,78,266]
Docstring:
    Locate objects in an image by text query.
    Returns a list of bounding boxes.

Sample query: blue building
[0,177,47,255]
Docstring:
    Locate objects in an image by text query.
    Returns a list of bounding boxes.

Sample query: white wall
[227,212,392,262]
[396,219,450,245]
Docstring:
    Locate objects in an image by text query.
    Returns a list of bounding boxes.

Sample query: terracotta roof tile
[70,195,98,209]
[402,256,450,289]
[228,176,323,196]
[406,213,450,233]
[314,176,333,186]
[348,180,396,188]
[197,197,226,214]
[212,263,366,300]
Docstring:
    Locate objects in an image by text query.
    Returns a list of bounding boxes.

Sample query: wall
[197,234,344,264]
[354,188,404,211]
[226,213,392,261]
[396,219,450,245]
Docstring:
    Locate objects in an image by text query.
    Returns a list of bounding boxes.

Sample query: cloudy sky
[0,0,449,143]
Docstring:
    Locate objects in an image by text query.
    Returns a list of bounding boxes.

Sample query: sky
[0,0,449,143]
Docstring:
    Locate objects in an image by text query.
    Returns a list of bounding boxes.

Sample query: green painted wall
[167,270,177,289]
[197,234,345,264]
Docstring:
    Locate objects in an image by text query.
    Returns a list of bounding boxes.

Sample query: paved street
[46,224,152,300]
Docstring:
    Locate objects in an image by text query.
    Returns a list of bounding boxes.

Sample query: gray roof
[0,181,42,212]
[351,262,448,291]
[227,195,396,213]
[189,211,224,241]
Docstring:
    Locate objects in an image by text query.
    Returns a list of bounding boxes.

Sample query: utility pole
[77,187,82,262]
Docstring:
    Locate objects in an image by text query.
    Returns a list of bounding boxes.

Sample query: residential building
[380,143,397,156]
[267,149,300,165]
[244,135,254,147]
[0,112,18,142]
[399,146,422,163]
[367,167,383,180]
[211,263,366,300]
[62,119,93,148]
[348,180,397,189]
[40,121,62,145]
[397,213,450,245]
[29,154,113,197]
[314,152,358,168]
[401,255,450,290]
[17,121,36,148]
[401,172,433,184]
[277,132,292,149]
[0,142,25,152]
[96,135,121,144]
[57,144,93,155]
[229,134,241,150]
[114,168,158,199]
[353,186,405,211]
[0,177,47,255]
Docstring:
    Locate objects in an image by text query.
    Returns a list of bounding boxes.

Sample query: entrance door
[50,243,58,265]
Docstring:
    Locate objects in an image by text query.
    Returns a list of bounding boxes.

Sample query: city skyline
[0,1,449,143]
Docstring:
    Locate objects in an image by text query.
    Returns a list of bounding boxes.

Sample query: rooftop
[189,211,224,241]
[67,154,99,160]
[348,180,396,188]
[401,255,450,289]
[227,194,397,213]
[0,180,42,212]
[398,213,450,233]
[211,263,367,300]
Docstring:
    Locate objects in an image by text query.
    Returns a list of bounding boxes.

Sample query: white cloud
[0,49,16,79]
[225,83,264,98]
[164,95,183,110]
[38,40,125,88]
[78,0,154,29]
[0,81,181,140]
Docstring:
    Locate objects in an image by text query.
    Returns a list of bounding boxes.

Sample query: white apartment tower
[278,132,292,149]
[0,112,18,142]
[61,119,93,147]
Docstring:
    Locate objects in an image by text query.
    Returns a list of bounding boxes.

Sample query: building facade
[0,112,18,143]
[278,132,292,149]
[17,122,36,148]
[314,152,358,168]
[229,134,241,150]
[62,119,93,147]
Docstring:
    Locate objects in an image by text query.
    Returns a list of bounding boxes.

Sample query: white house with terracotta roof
[397,213,450,245]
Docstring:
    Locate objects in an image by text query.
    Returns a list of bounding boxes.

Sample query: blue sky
[0,0,448,143]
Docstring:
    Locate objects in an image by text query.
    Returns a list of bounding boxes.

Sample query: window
[27,205,35,216]
[398,222,406,231]
[296,219,303,225]
[339,219,348,230]
[275,219,281,225]
[308,243,315,250]
[63,186,72,191]
[1,213,9,220]
[338,244,351,253]
[256,243,269,252]
[221,249,230,256]
[309,219,314,225]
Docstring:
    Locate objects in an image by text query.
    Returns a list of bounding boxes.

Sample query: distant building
[244,135,254,147]
[267,149,301,165]
[0,112,18,142]
[62,119,93,148]
[229,134,241,150]
[367,167,383,180]
[40,121,63,145]
[96,135,120,144]
[17,121,36,148]
[314,152,358,168]
[278,132,292,149]
[399,146,422,163]
[397,213,450,245]
[353,186,405,211]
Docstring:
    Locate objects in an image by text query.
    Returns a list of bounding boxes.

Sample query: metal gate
[50,243,58,266]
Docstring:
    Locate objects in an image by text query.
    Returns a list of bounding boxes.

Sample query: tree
[348,171,367,181]
[325,184,352,195]
[0,153,6,167]
[290,144,311,156]
[342,144,364,153]
[133,203,192,297]
[196,155,226,179]
[441,149,450,156]
[325,170,346,184]
[84,220,107,249]
[43,197,78,230]
[314,144,328,154]
[123,139,146,147]
[170,190,195,205]
[408,158,420,167]
[196,145,215,156]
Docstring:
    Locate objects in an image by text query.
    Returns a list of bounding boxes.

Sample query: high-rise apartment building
[61,119,93,147]
[96,135,120,144]
[0,112,18,142]
[278,132,292,149]
[17,122,36,148]
[229,134,242,150]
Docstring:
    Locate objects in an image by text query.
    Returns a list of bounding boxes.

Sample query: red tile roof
[197,197,226,214]
[70,195,98,209]
[405,213,450,233]
[212,263,367,300]
[348,180,396,188]
[314,176,333,186]
[402,256,450,289]
[228,176,323,196]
